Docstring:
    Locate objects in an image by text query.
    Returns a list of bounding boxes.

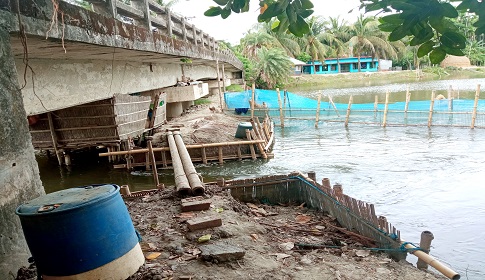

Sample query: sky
[172,0,364,45]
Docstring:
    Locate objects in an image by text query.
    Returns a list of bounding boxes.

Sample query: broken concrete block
[186,216,222,231]
[199,242,245,262]
[181,197,212,212]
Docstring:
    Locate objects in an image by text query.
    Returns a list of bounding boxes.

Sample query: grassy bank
[286,67,485,91]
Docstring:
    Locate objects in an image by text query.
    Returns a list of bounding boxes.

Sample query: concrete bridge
[0,0,243,278]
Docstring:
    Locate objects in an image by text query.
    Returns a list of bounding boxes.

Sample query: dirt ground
[123,185,445,280]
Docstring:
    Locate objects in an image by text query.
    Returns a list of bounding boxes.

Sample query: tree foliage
[205,0,485,64]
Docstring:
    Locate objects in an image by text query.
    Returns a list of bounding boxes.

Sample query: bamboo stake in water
[315,92,322,128]
[276,88,284,127]
[383,91,390,127]
[416,231,434,270]
[374,95,378,117]
[448,85,453,111]
[328,95,340,117]
[428,90,436,128]
[345,95,353,127]
[404,85,411,113]
[471,84,480,129]
[251,83,255,119]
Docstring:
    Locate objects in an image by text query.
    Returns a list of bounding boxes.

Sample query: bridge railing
[79,0,239,66]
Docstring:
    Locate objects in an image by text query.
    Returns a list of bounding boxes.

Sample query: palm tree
[256,48,292,88]
[260,21,301,57]
[240,31,278,59]
[298,16,329,74]
[348,15,398,72]
[321,16,350,73]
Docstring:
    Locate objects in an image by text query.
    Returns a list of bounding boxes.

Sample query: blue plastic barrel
[235,122,253,139]
[16,184,144,279]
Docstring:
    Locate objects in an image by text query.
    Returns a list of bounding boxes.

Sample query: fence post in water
[417,231,434,270]
[428,91,436,128]
[345,95,353,127]
[471,84,480,129]
[405,85,411,113]
[383,91,390,127]
[315,92,322,128]
[308,171,316,182]
[448,85,453,111]
[251,83,256,119]
[374,95,378,117]
[276,88,284,127]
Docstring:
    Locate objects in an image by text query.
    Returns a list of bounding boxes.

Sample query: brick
[199,242,245,262]
[186,216,222,231]
[181,197,212,212]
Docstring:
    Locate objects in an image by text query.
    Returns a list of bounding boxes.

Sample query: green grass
[225,84,244,92]
[194,98,212,106]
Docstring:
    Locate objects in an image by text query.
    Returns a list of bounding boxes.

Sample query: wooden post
[47,112,63,165]
[221,63,226,92]
[218,146,224,164]
[428,90,436,128]
[161,151,167,167]
[276,88,284,127]
[63,153,71,166]
[471,84,480,129]
[245,129,256,160]
[251,83,256,119]
[145,151,151,171]
[383,91,390,127]
[328,95,340,117]
[448,85,453,111]
[201,147,207,164]
[345,95,353,127]
[308,171,316,182]
[417,231,434,269]
[250,130,267,159]
[216,59,223,111]
[315,92,322,128]
[148,141,160,188]
[374,95,378,117]
[237,145,242,160]
[322,178,331,188]
[405,85,411,112]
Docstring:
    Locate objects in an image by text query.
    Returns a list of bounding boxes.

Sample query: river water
[38,76,485,279]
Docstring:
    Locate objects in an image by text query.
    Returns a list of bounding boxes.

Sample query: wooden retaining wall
[222,172,406,260]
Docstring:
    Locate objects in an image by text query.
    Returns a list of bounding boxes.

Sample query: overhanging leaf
[389,25,408,41]
[204,6,222,17]
[440,3,458,18]
[213,0,229,5]
[441,45,465,56]
[417,41,435,57]
[429,47,447,64]
[440,32,466,49]
[380,14,404,24]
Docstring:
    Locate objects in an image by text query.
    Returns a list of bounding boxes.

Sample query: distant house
[302,57,392,74]
[289,57,307,75]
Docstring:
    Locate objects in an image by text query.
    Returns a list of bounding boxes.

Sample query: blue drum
[16,184,144,279]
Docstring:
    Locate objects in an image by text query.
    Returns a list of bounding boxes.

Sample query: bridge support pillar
[0,28,45,279]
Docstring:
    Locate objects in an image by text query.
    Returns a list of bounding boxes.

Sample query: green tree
[240,31,278,59]
[256,48,292,88]
[348,16,398,72]
[320,16,350,73]
[298,16,329,73]
[204,0,485,63]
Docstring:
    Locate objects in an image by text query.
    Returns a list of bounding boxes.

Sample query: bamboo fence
[250,85,484,129]
[99,115,275,169]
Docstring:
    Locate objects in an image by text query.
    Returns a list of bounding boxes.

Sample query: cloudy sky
[172,0,364,44]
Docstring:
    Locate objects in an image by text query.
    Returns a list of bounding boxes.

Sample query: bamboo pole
[216,58,223,111]
[174,132,205,195]
[276,88,284,127]
[283,90,287,119]
[250,130,267,159]
[328,95,340,117]
[99,140,266,157]
[428,90,436,128]
[401,239,460,280]
[448,85,453,111]
[201,147,207,164]
[246,129,257,160]
[167,132,191,195]
[383,91,390,127]
[218,146,224,164]
[147,141,160,188]
[345,95,353,127]
[374,95,378,117]
[47,112,63,165]
[251,83,256,119]
[315,92,322,128]
[161,151,167,167]
[416,231,434,269]
[237,145,242,160]
[471,84,480,129]
[404,85,411,113]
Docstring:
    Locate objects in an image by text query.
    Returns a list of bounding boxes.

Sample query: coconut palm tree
[298,16,329,74]
[240,31,278,59]
[260,21,301,57]
[320,16,350,73]
[256,48,292,88]
[348,15,398,72]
